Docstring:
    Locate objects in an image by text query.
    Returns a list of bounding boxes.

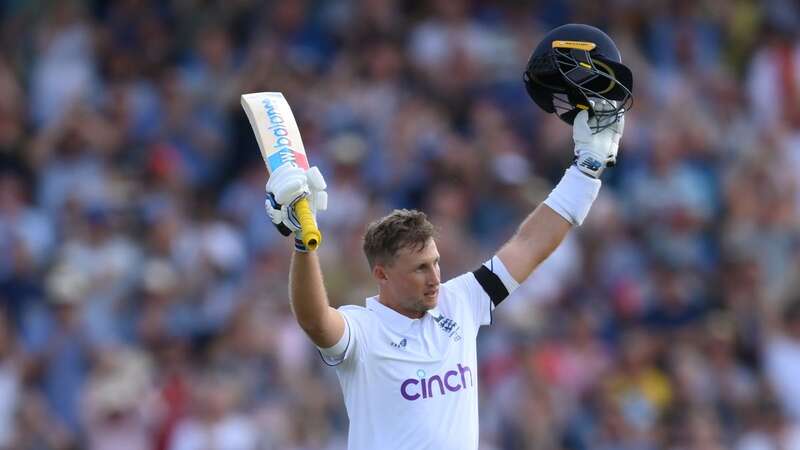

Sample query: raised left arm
[496,108,624,283]
[496,203,572,283]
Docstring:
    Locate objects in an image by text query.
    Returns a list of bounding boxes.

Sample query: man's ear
[373,264,388,284]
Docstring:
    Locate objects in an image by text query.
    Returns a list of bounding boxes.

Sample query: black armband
[472,265,510,306]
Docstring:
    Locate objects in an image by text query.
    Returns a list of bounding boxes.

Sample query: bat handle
[294,197,322,251]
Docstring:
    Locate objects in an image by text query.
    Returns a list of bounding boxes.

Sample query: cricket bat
[241,92,322,250]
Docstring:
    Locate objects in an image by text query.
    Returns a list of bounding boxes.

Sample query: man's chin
[419,296,438,311]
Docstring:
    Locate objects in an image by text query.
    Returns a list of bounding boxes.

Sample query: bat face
[241,92,309,173]
[241,91,323,250]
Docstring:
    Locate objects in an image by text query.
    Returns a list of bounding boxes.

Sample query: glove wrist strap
[294,237,309,253]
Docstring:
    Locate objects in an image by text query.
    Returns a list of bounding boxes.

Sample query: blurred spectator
[736,398,800,450]
[81,347,156,450]
[0,308,21,447]
[765,298,800,421]
[26,264,93,438]
[168,370,258,450]
[602,329,672,434]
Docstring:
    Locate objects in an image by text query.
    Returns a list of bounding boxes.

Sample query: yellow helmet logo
[552,40,597,51]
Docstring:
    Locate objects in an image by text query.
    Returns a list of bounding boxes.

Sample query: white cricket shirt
[321,270,500,450]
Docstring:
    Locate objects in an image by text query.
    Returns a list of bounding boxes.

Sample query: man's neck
[377,292,425,319]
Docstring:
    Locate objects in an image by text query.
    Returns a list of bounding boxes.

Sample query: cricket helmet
[523,23,633,131]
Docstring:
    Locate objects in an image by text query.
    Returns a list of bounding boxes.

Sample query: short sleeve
[317,306,366,366]
[441,256,519,328]
[441,272,494,328]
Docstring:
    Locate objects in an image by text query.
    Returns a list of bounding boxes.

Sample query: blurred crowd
[1,0,800,449]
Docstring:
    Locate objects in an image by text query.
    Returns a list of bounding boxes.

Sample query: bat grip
[294,197,321,251]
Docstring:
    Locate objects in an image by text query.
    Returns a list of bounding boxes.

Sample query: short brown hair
[363,209,436,268]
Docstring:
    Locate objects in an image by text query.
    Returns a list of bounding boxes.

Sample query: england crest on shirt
[432,313,462,342]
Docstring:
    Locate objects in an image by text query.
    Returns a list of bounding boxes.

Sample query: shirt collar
[366,296,424,333]
[426,307,443,321]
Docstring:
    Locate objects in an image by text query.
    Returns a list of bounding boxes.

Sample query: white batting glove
[264,165,327,251]
[573,102,625,179]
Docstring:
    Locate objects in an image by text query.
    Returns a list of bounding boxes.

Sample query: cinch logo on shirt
[400,364,474,401]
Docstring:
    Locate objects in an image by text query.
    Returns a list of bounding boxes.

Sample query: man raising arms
[263,23,630,450]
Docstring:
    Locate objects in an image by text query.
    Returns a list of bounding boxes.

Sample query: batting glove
[265,165,328,252]
[573,101,625,179]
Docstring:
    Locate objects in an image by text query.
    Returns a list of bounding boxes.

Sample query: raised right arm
[289,251,345,348]
[264,164,345,348]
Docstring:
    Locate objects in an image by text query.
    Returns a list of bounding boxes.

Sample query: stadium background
[1,0,800,448]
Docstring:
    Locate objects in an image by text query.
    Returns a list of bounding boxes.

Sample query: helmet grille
[525,41,633,132]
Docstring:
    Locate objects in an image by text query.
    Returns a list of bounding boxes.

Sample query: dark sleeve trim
[473,264,510,307]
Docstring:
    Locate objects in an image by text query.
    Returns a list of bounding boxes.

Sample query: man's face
[375,238,441,318]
